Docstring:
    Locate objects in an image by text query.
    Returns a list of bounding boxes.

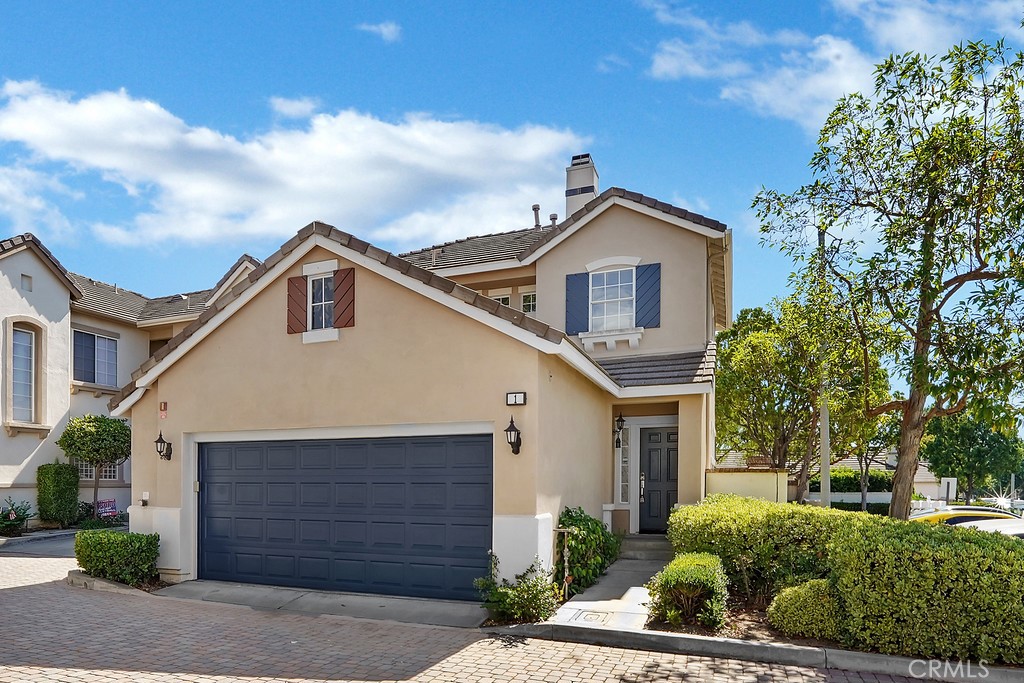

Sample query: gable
[0,234,83,300]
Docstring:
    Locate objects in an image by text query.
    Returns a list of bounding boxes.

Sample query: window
[20,274,32,292]
[309,274,334,330]
[492,295,510,306]
[12,328,34,422]
[521,292,537,314]
[73,330,118,387]
[590,268,635,332]
[73,458,119,481]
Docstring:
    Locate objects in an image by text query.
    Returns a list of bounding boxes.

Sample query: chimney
[532,204,541,228]
[565,153,599,218]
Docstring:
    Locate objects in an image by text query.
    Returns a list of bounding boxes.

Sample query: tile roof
[0,233,83,299]
[68,273,149,324]
[596,343,716,387]
[138,289,213,321]
[400,227,551,270]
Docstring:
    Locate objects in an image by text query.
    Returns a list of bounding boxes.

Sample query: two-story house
[105,154,733,600]
[0,234,260,516]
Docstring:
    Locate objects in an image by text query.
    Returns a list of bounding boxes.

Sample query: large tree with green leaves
[922,413,1024,503]
[756,41,1024,518]
[56,414,131,518]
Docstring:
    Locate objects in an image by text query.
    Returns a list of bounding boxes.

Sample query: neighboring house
[0,233,260,517]
[104,154,732,601]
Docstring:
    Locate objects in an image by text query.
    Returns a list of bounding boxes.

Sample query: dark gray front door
[640,427,678,533]
[198,434,492,601]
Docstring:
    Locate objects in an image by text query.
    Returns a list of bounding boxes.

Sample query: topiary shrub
[829,517,1024,664]
[645,553,728,630]
[809,467,894,493]
[555,506,621,596]
[667,495,865,604]
[74,530,159,587]
[474,554,559,624]
[767,579,843,641]
[36,461,80,528]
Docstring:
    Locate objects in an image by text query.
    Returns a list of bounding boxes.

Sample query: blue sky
[1,1,1021,310]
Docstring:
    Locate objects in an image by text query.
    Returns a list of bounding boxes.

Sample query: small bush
[767,579,842,641]
[809,467,894,492]
[37,461,80,528]
[830,502,890,516]
[830,517,1024,664]
[667,495,864,604]
[75,530,159,587]
[646,553,728,630]
[0,497,35,537]
[555,506,621,596]
[474,554,559,623]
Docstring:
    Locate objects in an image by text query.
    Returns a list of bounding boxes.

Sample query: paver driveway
[0,540,914,683]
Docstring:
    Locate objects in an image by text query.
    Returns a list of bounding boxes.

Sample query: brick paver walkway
[0,547,914,682]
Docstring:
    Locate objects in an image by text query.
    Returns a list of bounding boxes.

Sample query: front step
[618,534,674,562]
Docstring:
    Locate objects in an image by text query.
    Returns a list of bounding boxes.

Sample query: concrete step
[618,535,674,562]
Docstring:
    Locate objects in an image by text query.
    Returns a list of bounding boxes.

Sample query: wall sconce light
[154,432,172,460]
[614,412,625,448]
[504,415,522,455]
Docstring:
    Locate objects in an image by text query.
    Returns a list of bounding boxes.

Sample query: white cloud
[269,96,320,119]
[0,165,76,238]
[0,81,584,248]
[596,54,630,74]
[650,39,751,79]
[356,21,402,43]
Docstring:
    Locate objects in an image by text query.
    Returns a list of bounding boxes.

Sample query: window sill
[578,327,644,352]
[302,328,340,344]
[3,422,52,439]
[70,381,119,397]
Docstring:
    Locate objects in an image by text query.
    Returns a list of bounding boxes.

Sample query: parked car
[955,517,1024,539]
[909,506,1020,525]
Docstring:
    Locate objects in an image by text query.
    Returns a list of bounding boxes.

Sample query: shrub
[0,497,35,537]
[36,461,80,528]
[809,467,894,492]
[829,517,1024,664]
[474,554,559,624]
[555,506,621,596]
[74,530,159,587]
[767,579,843,641]
[830,502,890,516]
[645,553,728,630]
[667,495,863,604]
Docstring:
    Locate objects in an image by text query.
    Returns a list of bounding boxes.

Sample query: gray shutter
[636,263,661,328]
[565,272,589,335]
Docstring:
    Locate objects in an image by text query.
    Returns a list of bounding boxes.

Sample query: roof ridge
[398,225,547,257]
[68,272,151,300]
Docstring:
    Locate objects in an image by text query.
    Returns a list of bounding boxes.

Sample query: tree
[755,41,1024,518]
[922,413,1024,503]
[56,415,131,518]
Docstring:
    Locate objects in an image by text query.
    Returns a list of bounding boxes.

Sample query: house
[96,154,732,601]
[0,233,260,517]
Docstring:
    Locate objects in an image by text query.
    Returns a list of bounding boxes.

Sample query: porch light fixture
[614,412,625,448]
[154,432,172,460]
[504,416,522,455]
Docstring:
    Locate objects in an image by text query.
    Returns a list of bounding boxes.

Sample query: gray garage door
[198,434,492,601]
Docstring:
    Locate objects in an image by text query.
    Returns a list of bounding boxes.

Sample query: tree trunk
[966,474,974,505]
[890,395,926,519]
[860,457,869,511]
[794,412,818,503]
[92,468,101,519]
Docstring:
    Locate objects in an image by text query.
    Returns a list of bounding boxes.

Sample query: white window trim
[73,329,119,388]
[3,316,50,437]
[306,273,334,332]
[586,266,641,348]
[12,327,35,423]
[302,327,340,344]
[491,295,511,306]
[585,256,641,273]
[302,259,338,276]
[520,290,537,314]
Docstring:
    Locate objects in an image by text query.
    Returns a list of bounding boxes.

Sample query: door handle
[640,471,645,503]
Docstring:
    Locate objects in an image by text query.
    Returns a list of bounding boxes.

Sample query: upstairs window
[521,292,537,314]
[309,274,334,330]
[12,327,35,422]
[73,330,118,387]
[491,295,511,306]
[590,268,635,332]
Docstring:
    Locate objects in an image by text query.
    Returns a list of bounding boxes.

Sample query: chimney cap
[570,153,592,166]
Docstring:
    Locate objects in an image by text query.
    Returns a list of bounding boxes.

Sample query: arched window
[4,316,47,433]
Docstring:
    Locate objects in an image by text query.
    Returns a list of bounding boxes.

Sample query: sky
[1,1,1022,310]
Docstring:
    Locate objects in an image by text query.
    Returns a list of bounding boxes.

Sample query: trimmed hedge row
[646,553,728,629]
[830,502,890,516]
[37,461,80,528]
[809,467,894,492]
[75,530,159,587]
[767,579,842,641]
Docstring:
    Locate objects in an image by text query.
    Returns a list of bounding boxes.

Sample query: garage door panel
[199,435,492,600]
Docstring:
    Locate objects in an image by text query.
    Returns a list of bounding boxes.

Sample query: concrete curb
[66,569,152,598]
[490,622,1023,683]
[0,528,81,547]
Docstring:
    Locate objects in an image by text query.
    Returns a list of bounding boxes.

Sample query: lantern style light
[154,432,172,460]
[504,416,522,455]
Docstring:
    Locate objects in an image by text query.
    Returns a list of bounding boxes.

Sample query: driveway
[0,537,912,682]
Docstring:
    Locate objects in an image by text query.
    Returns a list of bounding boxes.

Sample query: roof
[400,227,551,270]
[0,233,83,299]
[597,344,715,387]
[138,289,213,321]
[68,273,149,324]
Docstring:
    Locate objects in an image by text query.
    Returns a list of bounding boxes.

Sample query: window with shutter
[288,262,355,341]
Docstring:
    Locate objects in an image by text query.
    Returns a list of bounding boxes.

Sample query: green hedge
[829,502,890,516]
[645,553,728,629]
[809,467,894,492]
[767,579,842,641]
[74,530,159,587]
[36,462,80,528]
[555,507,621,596]
[829,518,1024,664]
[667,495,859,604]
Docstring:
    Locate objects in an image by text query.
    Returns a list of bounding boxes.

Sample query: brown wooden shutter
[287,276,307,334]
[333,268,355,328]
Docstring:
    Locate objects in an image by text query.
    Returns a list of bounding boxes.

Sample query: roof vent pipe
[532,204,541,228]
[549,213,558,227]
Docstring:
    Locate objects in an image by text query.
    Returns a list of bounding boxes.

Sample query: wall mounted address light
[154,432,172,460]
[504,416,522,455]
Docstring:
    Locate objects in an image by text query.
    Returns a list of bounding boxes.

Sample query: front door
[639,427,678,533]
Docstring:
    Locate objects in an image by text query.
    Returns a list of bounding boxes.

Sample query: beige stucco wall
[678,393,709,505]
[706,470,788,503]
[535,204,711,357]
